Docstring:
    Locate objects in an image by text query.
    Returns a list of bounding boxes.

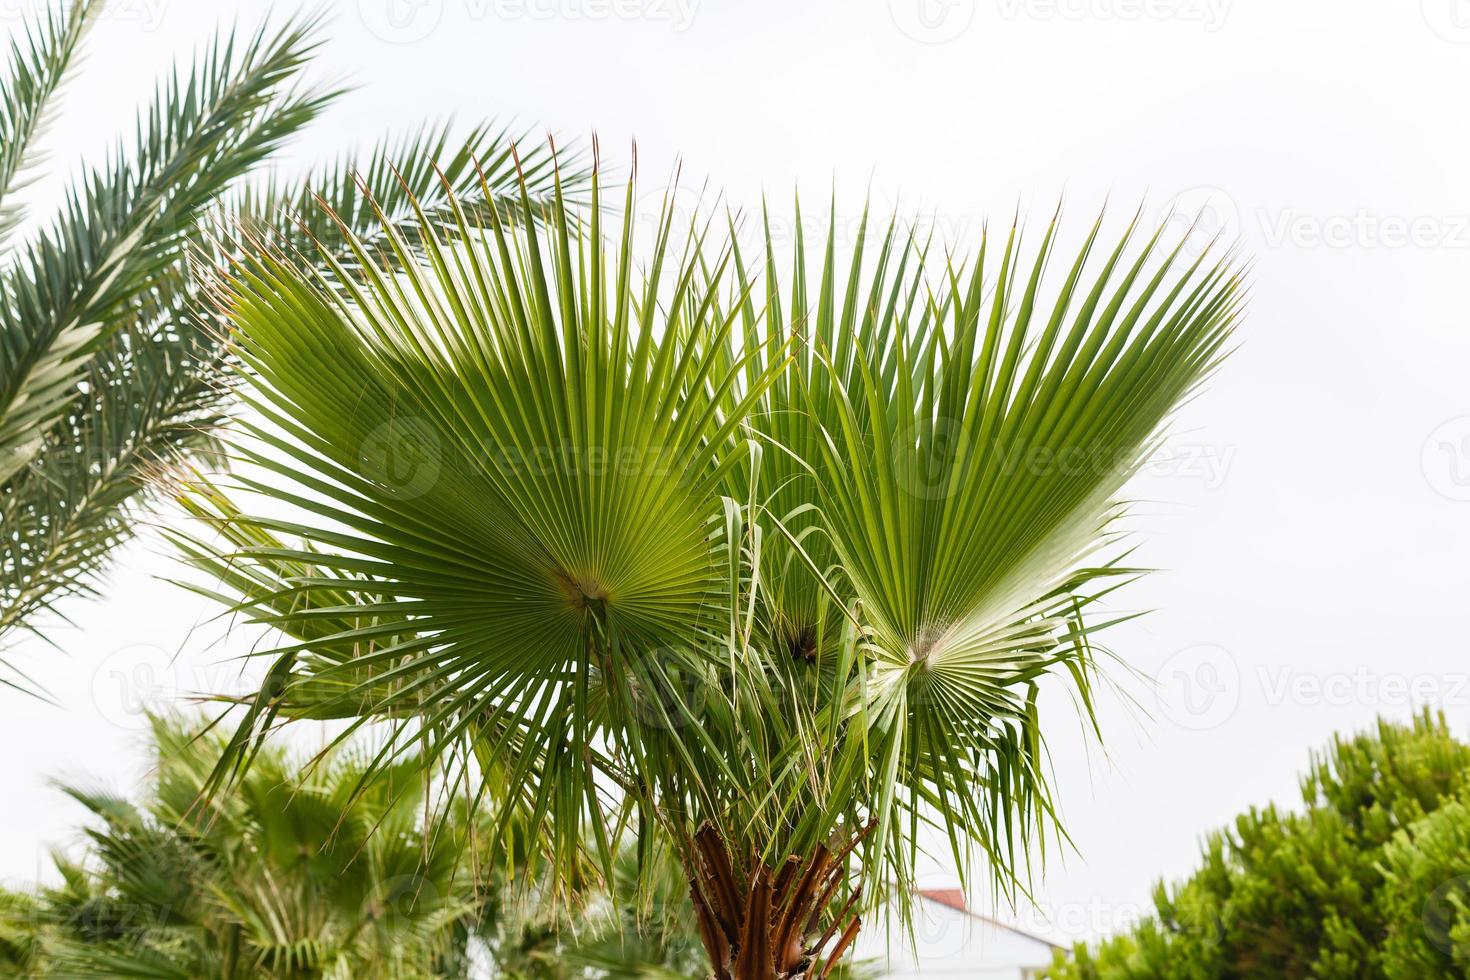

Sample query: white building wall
[853,899,1058,980]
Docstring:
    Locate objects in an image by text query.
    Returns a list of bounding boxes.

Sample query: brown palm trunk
[686,821,872,980]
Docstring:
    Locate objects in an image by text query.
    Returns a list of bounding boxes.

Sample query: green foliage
[482,841,710,980]
[8,715,481,978]
[0,715,817,979]
[1046,710,1470,979]
[1379,795,1470,976]
[175,144,1241,977]
[0,888,46,975]
[0,2,577,689]
[0,0,99,243]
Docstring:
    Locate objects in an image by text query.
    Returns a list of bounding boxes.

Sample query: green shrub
[1049,710,1470,979]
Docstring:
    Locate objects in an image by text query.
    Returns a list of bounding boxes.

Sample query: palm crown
[182,151,1242,980]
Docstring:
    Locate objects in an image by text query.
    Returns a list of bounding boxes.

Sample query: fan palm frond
[790,211,1241,908]
[195,154,778,886]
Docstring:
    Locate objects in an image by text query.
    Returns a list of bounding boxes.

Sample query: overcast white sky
[3,0,1470,948]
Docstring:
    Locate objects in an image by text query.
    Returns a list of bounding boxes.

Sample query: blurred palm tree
[0,1,574,692]
[11,715,479,978]
[179,150,1242,977]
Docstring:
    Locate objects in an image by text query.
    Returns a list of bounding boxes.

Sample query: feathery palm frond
[0,316,225,655]
[0,14,331,481]
[0,0,103,243]
[0,2,586,682]
[0,10,328,689]
[233,120,584,263]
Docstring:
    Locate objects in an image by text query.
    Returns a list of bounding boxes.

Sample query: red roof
[915,889,1064,950]
[918,888,968,913]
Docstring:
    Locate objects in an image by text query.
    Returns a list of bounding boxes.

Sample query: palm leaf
[0,1,585,675]
[0,0,103,243]
[0,12,330,482]
[232,119,584,263]
[795,210,1242,904]
[194,155,776,889]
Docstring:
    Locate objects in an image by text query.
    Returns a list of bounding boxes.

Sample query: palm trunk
[686,821,872,980]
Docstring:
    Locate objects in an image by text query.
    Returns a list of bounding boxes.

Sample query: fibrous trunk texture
[687,821,872,980]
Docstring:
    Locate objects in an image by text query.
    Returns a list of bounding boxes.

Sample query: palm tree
[178,159,1243,979]
[8,714,483,978]
[0,1,572,693]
